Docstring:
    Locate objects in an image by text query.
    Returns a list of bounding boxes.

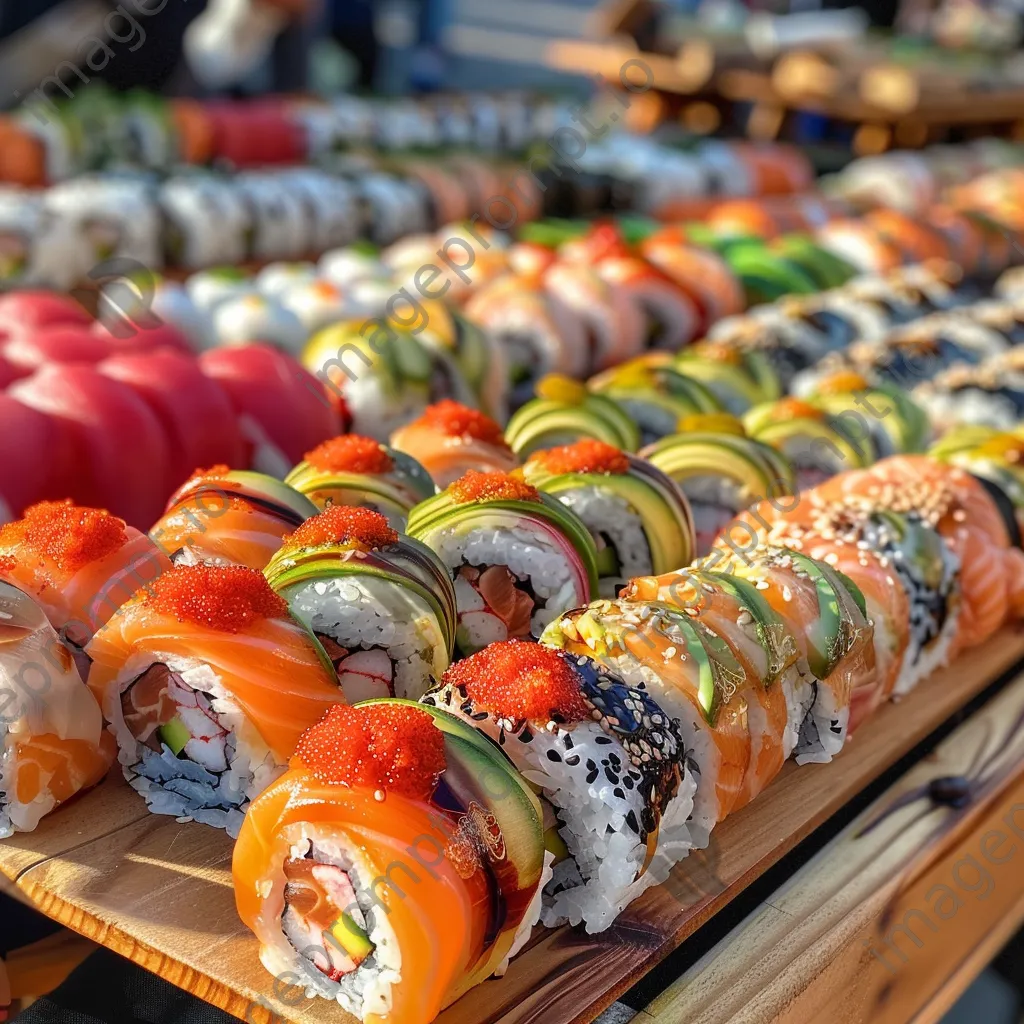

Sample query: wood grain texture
[643,660,1024,1024]
[1,629,1023,1024]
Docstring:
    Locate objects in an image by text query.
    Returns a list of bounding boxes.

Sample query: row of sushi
[0,290,341,526]
[4,427,1024,1023]
[2,88,572,185]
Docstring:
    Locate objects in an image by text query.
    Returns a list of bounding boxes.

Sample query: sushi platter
[2,627,1023,1024]
[6,96,1024,1024]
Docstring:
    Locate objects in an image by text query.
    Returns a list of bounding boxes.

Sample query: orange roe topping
[192,465,230,480]
[774,397,823,421]
[443,640,589,724]
[0,501,128,574]
[0,554,15,576]
[419,400,508,448]
[304,435,394,475]
[448,470,540,505]
[817,370,869,395]
[145,565,287,632]
[295,703,446,800]
[529,439,629,476]
[284,506,398,552]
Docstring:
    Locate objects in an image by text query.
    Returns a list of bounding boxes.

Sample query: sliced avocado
[786,551,858,680]
[594,543,620,577]
[159,718,190,756]
[329,913,374,961]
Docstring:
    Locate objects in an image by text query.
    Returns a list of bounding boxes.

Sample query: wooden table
[3,628,1024,1024]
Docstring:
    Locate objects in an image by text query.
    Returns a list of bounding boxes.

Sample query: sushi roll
[914,362,1024,433]
[0,581,115,838]
[160,178,251,269]
[86,564,344,835]
[255,261,319,298]
[742,397,873,491]
[702,545,875,763]
[186,267,255,315]
[588,355,722,446]
[428,641,695,932]
[642,420,796,555]
[264,507,456,702]
[463,275,589,410]
[675,342,781,416]
[285,435,435,532]
[303,321,476,442]
[0,501,172,663]
[621,569,808,770]
[150,467,318,572]
[521,439,695,598]
[276,280,352,335]
[407,470,598,656]
[233,700,549,1022]
[412,302,509,424]
[504,375,640,457]
[211,293,308,356]
[390,401,519,489]
[541,597,752,847]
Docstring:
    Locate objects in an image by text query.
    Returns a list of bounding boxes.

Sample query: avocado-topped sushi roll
[86,565,345,835]
[390,401,519,489]
[505,375,640,457]
[674,342,781,416]
[234,700,549,1022]
[642,419,796,555]
[521,439,694,598]
[703,545,875,764]
[150,467,318,572]
[407,471,597,656]
[303,321,476,441]
[265,507,455,702]
[412,301,509,423]
[743,397,874,491]
[285,435,434,532]
[588,355,722,446]
[429,641,694,932]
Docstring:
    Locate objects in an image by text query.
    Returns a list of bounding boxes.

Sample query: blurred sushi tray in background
[7,73,1024,1024]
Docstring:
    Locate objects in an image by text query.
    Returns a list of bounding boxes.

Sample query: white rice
[286,575,448,700]
[104,653,282,838]
[554,487,652,599]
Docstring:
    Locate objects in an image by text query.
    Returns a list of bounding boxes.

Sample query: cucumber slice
[159,718,190,756]
[329,912,374,960]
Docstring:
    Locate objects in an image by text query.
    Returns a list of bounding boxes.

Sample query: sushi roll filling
[282,853,375,981]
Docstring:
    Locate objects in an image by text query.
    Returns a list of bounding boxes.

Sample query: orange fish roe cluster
[304,435,394,475]
[192,465,230,480]
[284,506,398,552]
[449,470,540,505]
[145,564,286,632]
[773,397,823,421]
[419,400,508,447]
[0,554,15,575]
[444,640,589,724]
[529,439,629,476]
[295,703,446,800]
[0,501,129,574]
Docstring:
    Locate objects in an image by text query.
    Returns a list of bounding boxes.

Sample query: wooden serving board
[643,645,1024,1024]
[3,628,1024,1024]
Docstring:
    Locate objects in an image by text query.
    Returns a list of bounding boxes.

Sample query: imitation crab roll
[588,355,722,446]
[86,565,344,835]
[0,501,172,663]
[705,546,875,763]
[264,507,456,702]
[285,435,435,532]
[303,322,476,441]
[390,401,519,489]
[642,419,796,555]
[150,467,318,572]
[742,397,874,491]
[0,581,114,838]
[541,598,750,847]
[407,471,598,656]
[521,440,695,598]
[504,375,640,458]
[428,641,694,932]
[233,700,549,1024]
